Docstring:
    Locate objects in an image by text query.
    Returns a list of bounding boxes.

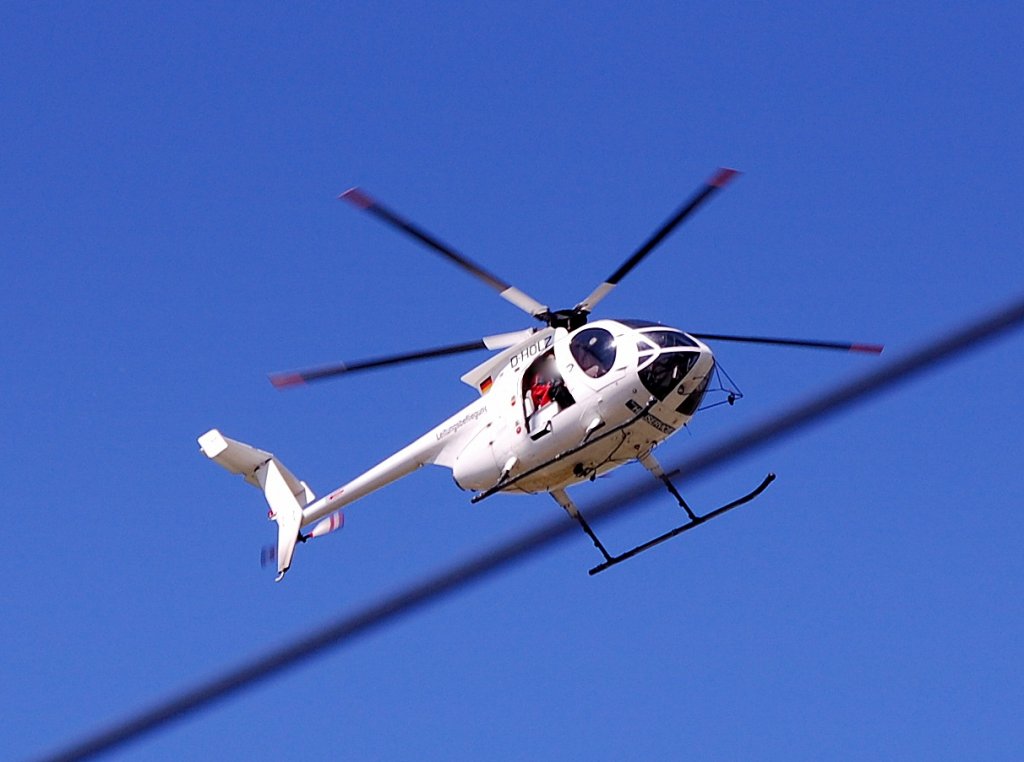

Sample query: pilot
[573,344,601,377]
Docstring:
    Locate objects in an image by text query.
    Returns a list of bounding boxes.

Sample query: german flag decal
[479,376,493,394]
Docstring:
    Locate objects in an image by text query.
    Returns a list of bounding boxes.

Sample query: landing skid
[588,473,775,575]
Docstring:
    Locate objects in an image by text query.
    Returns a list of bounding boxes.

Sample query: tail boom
[198,426,445,580]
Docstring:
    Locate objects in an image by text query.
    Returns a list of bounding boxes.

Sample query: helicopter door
[522,351,575,438]
[560,325,638,430]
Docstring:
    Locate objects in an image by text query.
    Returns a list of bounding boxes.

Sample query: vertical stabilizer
[256,459,304,580]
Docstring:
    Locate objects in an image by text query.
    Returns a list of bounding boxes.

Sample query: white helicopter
[199,168,882,581]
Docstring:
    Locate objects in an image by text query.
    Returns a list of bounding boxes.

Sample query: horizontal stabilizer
[198,429,314,505]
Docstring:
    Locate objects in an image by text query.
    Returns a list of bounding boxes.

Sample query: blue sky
[3,3,1023,759]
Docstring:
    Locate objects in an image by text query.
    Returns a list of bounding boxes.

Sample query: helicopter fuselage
[198,168,881,580]
[297,319,715,528]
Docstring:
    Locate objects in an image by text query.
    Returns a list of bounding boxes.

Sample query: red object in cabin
[530,380,553,409]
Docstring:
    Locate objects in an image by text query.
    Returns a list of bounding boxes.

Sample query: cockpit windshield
[618,320,698,349]
[639,351,700,400]
[641,330,698,349]
[618,319,664,330]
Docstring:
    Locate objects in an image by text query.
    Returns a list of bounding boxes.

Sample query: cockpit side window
[570,327,617,378]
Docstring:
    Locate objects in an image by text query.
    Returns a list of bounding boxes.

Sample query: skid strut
[551,489,613,563]
[639,452,699,521]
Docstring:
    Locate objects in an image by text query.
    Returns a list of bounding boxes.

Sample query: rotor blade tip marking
[269,373,306,389]
[710,168,740,188]
[851,344,885,354]
[340,187,373,209]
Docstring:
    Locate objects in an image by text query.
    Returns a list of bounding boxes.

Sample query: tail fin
[198,429,313,581]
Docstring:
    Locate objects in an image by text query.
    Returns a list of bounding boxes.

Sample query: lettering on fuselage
[626,399,676,435]
[436,407,488,441]
[508,335,555,371]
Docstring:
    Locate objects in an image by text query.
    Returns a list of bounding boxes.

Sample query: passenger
[530,372,553,409]
[530,356,559,409]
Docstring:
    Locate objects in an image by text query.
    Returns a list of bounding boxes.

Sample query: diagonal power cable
[38,294,1024,762]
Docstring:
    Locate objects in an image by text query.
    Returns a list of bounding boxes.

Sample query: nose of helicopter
[676,344,716,415]
[637,344,713,401]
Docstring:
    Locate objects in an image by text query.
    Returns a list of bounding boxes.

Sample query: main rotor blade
[690,333,884,354]
[575,167,740,314]
[269,329,536,388]
[340,188,550,320]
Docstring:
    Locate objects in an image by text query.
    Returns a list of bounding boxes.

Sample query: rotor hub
[544,308,589,331]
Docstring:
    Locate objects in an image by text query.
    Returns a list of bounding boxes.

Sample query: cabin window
[570,328,617,378]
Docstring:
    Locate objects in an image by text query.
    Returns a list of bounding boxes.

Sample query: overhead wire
[36,293,1024,762]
